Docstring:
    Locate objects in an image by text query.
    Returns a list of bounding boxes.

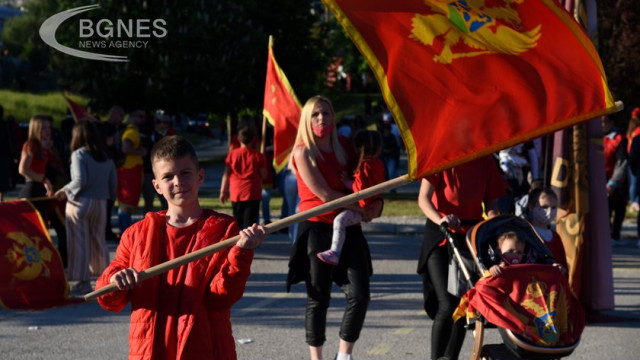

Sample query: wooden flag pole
[84,174,412,302]
[22,196,58,202]
[260,115,267,154]
[260,35,274,155]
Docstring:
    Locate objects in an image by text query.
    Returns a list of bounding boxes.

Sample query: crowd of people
[1,99,638,360]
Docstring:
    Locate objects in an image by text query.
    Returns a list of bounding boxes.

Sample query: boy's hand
[236,224,266,249]
[489,264,503,277]
[110,268,142,291]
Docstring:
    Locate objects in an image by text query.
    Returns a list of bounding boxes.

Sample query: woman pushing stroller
[417,156,507,360]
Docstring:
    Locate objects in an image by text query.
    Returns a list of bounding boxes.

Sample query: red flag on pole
[62,94,89,122]
[321,0,618,180]
[0,200,82,310]
[263,36,302,173]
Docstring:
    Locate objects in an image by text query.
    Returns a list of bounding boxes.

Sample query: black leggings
[304,225,370,346]
[421,245,466,360]
[231,200,260,229]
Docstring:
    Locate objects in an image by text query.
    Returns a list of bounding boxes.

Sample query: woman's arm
[418,178,460,228]
[19,147,53,196]
[293,146,362,213]
[62,151,87,200]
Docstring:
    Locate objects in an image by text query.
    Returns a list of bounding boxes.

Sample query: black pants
[231,200,260,229]
[20,181,68,267]
[608,186,627,240]
[421,245,466,360]
[304,224,370,346]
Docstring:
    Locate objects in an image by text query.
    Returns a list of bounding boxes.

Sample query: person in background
[220,126,266,229]
[116,109,147,234]
[417,155,506,360]
[286,96,382,360]
[55,121,117,294]
[523,188,568,270]
[625,108,640,248]
[626,107,640,212]
[18,115,68,266]
[602,116,628,245]
[140,113,168,214]
[102,105,125,241]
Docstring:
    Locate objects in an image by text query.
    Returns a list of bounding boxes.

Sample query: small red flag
[263,37,302,173]
[454,265,585,347]
[63,94,89,122]
[321,0,618,179]
[0,200,82,310]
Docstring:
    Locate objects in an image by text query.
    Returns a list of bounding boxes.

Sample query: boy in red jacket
[96,135,265,360]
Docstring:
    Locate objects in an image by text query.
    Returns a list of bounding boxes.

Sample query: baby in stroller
[450,216,584,360]
[487,231,566,277]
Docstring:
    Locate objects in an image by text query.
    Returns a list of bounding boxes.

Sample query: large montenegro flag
[0,200,82,310]
[322,0,618,179]
[263,36,302,173]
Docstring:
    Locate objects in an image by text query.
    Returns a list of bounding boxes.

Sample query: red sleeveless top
[293,138,355,224]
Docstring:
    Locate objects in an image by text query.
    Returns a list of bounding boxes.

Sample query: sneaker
[317,250,339,266]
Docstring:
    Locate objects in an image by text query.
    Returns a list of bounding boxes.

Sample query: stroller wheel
[481,344,517,360]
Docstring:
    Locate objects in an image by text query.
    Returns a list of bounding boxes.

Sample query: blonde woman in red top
[286,96,382,360]
[18,115,68,266]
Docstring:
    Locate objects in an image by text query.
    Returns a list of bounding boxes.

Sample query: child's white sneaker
[317,250,339,266]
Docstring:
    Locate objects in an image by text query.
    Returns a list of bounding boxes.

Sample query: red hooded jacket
[96,210,253,360]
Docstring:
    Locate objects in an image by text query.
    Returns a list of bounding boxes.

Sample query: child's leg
[331,210,363,254]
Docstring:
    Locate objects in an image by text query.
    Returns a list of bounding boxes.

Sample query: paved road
[2,140,639,359]
[1,230,639,360]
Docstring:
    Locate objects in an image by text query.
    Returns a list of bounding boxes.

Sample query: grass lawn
[196,190,422,218]
[0,90,91,125]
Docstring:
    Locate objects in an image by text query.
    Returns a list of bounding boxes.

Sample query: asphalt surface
[1,230,639,359]
[1,140,639,359]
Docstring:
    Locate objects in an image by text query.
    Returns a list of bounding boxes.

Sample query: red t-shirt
[603,132,623,180]
[154,216,207,359]
[226,146,265,202]
[294,138,356,224]
[22,141,49,175]
[352,157,386,208]
[426,155,506,233]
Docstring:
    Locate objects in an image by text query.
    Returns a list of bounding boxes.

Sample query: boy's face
[500,237,525,265]
[152,155,203,208]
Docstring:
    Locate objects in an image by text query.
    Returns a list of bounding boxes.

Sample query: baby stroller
[441,215,584,360]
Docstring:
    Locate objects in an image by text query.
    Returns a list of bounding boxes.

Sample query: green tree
[598,1,640,114]
[2,0,326,117]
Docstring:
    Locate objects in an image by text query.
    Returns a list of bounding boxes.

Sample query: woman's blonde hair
[26,115,49,159]
[289,95,346,170]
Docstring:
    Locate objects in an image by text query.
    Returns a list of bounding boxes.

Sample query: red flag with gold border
[0,200,82,310]
[263,37,302,173]
[63,94,89,122]
[321,0,618,180]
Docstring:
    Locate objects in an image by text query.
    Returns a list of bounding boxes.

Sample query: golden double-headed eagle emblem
[5,231,53,281]
[410,0,541,64]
